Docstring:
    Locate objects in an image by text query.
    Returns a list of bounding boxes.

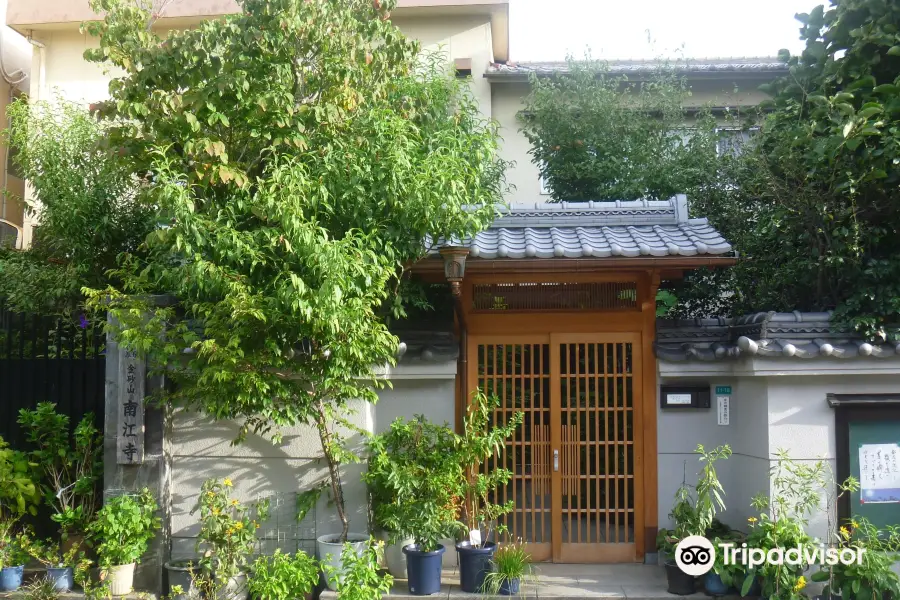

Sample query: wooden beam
[410,256,737,276]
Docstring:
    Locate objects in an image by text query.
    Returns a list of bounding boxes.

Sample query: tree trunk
[313,399,349,542]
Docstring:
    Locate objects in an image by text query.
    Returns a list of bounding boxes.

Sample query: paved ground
[319,563,729,599]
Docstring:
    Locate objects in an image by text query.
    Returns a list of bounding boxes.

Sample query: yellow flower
[794,576,806,591]
[747,517,758,524]
[226,528,233,535]
[207,492,215,497]
[851,520,860,529]
[840,526,850,538]
[223,478,233,487]
[212,509,220,516]
[230,499,239,506]
[234,522,243,530]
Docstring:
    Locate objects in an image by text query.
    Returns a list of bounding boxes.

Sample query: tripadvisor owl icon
[675,536,716,576]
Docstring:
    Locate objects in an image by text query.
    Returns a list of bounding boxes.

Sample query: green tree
[83,0,507,540]
[0,99,154,315]
[520,54,724,203]
[681,0,900,334]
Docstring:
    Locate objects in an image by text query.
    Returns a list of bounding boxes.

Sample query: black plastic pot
[456,541,497,593]
[664,560,695,595]
[403,544,446,596]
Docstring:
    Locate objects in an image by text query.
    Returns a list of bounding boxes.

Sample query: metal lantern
[439,246,469,297]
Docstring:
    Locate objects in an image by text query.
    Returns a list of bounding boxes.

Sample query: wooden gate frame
[456,270,660,562]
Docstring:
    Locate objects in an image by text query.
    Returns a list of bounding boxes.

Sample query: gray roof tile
[446,197,733,260]
[655,311,900,361]
[487,57,789,78]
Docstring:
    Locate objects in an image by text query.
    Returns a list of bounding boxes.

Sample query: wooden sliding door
[470,333,643,563]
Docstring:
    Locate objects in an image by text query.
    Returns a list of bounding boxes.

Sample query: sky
[508,0,816,62]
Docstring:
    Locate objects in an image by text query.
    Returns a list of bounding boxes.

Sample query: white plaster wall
[657,360,900,545]
[765,373,900,541]
[656,374,742,530]
[726,377,770,530]
[375,378,456,434]
[170,400,375,559]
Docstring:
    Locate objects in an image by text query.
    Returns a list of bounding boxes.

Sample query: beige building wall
[391,14,493,117]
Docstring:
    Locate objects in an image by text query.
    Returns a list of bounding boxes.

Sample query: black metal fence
[0,303,106,448]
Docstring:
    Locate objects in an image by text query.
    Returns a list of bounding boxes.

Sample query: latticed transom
[472,282,638,312]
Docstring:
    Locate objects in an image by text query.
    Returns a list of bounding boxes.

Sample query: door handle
[553,449,559,472]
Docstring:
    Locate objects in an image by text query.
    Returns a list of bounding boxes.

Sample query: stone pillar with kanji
[104,310,172,594]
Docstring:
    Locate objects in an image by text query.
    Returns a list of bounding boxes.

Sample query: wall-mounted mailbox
[660,385,711,409]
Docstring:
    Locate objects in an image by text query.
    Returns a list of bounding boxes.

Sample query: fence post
[103,299,174,595]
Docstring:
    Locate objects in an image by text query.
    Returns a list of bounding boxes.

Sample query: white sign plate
[666,393,693,405]
[717,395,730,426]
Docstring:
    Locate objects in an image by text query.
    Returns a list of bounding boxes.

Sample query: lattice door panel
[553,335,641,560]
[471,333,642,563]
[476,341,551,557]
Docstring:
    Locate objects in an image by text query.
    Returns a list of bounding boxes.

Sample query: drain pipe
[26,32,45,97]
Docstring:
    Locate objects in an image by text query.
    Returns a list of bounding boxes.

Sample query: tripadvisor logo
[674,536,866,577]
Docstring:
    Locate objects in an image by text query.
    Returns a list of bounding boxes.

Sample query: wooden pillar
[638,271,660,560]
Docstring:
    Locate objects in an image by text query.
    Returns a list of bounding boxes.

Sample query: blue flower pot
[403,544,446,596]
[0,565,24,591]
[47,566,74,592]
[704,572,730,597]
[456,541,497,593]
[499,577,521,595]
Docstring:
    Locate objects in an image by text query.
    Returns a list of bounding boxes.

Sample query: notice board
[848,420,900,529]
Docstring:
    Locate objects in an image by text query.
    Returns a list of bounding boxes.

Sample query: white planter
[105,563,135,597]
[316,533,369,591]
[381,535,414,578]
[218,572,249,600]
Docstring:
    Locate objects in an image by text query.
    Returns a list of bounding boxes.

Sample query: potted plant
[322,538,393,600]
[811,517,900,600]
[743,451,851,599]
[17,404,102,550]
[0,525,32,592]
[659,444,731,596]
[248,549,319,600]
[21,576,61,600]
[28,538,83,592]
[482,541,538,597]
[365,415,460,595]
[454,391,524,594]
[707,534,745,597]
[190,477,269,600]
[86,488,160,595]
[364,444,414,578]
[0,435,40,522]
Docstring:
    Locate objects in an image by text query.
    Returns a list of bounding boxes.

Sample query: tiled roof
[486,57,789,79]
[655,311,900,362]
[395,330,458,364]
[442,196,733,260]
